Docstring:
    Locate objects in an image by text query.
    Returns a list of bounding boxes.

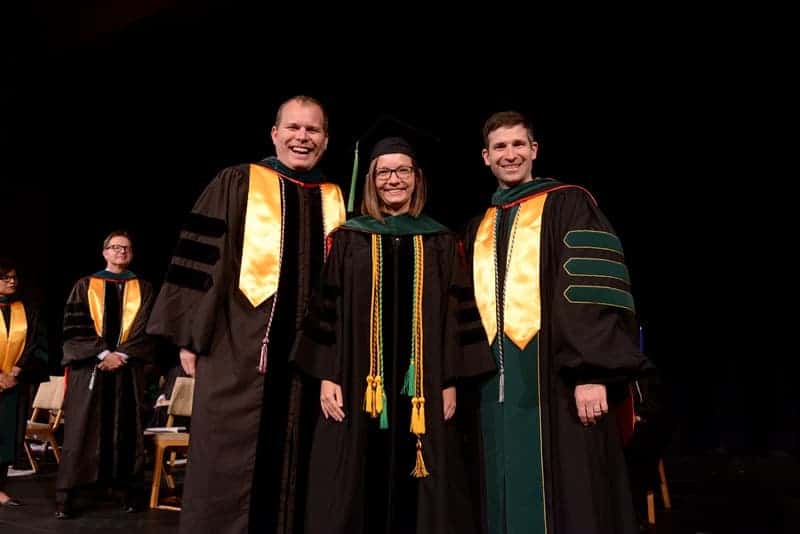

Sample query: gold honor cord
[473,193,548,350]
[0,302,27,373]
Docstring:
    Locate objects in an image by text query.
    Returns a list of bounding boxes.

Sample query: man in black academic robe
[55,231,155,518]
[147,96,345,534]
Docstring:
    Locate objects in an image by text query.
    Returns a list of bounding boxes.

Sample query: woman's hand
[321,380,345,422]
[442,386,457,421]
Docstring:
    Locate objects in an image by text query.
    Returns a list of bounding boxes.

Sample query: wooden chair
[646,458,672,525]
[23,376,66,472]
[147,376,193,511]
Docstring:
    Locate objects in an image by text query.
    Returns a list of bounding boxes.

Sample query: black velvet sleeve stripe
[175,238,221,265]
[63,326,97,340]
[65,303,86,314]
[183,212,227,238]
[457,306,481,324]
[63,315,92,328]
[459,327,487,346]
[165,264,213,292]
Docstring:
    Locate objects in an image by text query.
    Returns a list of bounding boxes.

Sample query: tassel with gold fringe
[409,235,429,478]
[364,375,376,416]
[410,397,426,434]
[411,436,430,478]
[365,234,388,424]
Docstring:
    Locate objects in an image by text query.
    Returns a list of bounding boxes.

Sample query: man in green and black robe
[465,111,649,534]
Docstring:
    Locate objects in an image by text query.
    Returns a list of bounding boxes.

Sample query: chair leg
[49,438,62,463]
[150,445,166,509]
[165,451,178,489]
[658,459,672,509]
[646,491,656,525]
[24,442,38,473]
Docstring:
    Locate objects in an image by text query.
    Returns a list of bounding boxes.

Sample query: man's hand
[179,348,197,377]
[320,379,345,422]
[0,372,17,391]
[442,386,457,421]
[575,383,608,426]
[98,352,127,371]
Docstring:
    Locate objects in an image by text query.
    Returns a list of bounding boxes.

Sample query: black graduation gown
[465,186,649,534]
[146,163,335,534]
[293,224,495,534]
[56,274,154,494]
[0,299,48,468]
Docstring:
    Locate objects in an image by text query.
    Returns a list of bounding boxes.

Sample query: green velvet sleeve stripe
[564,285,635,312]
[563,258,630,283]
[564,230,623,255]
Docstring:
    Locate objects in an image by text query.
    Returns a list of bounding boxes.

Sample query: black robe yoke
[147,164,330,534]
[465,187,650,534]
[293,227,495,534]
[57,276,154,492]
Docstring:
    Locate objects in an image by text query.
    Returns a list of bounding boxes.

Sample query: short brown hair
[482,110,535,147]
[103,230,132,250]
[275,95,328,133]
[361,158,427,223]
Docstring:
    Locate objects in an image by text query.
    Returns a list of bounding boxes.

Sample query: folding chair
[24,376,66,472]
[147,376,193,510]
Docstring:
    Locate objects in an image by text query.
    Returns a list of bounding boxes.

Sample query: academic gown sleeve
[17,304,49,384]
[547,189,650,385]
[146,166,248,355]
[439,233,496,384]
[291,229,346,383]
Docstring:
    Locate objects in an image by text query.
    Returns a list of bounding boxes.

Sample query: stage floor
[1,453,798,533]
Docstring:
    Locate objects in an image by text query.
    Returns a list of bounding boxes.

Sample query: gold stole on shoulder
[473,193,548,350]
[0,302,27,373]
[239,165,345,307]
[87,277,141,344]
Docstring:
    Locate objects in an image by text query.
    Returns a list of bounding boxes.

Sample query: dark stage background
[4,2,794,462]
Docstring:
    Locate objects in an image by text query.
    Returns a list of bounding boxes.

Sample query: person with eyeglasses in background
[55,230,156,519]
[0,258,48,509]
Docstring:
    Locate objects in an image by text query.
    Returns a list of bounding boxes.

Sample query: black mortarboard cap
[347,115,440,213]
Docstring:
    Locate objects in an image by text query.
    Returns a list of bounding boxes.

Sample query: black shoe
[0,498,22,507]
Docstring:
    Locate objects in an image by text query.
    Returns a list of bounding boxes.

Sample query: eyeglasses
[375,166,415,181]
[0,274,18,282]
[105,244,131,252]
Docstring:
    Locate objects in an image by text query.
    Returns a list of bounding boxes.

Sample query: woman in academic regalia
[293,123,495,534]
[0,258,48,508]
